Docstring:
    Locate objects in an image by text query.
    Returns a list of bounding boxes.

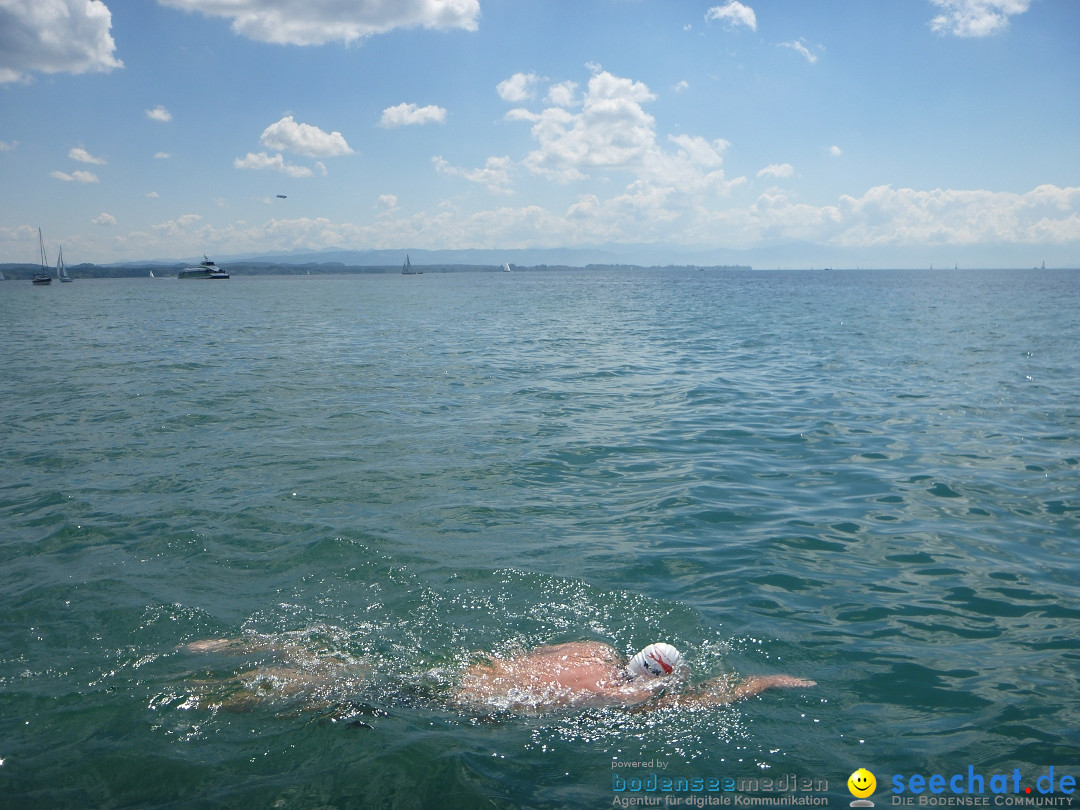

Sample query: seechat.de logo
[849,768,877,807]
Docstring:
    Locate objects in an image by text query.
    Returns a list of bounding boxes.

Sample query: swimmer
[183,634,370,711]
[183,636,813,715]
[455,641,814,713]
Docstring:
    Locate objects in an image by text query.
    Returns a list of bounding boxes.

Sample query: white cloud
[497,72,540,103]
[146,106,173,122]
[146,191,160,198]
[780,38,818,63]
[234,151,315,177]
[929,0,1031,37]
[92,212,117,226]
[546,81,578,108]
[673,80,690,94]
[433,155,513,194]
[705,1,757,31]
[830,184,1080,247]
[51,169,99,183]
[379,103,447,128]
[69,147,106,165]
[484,68,746,242]
[154,152,170,159]
[829,145,842,157]
[521,69,659,182]
[0,0,122,83]
[0,140,17,151]
[757,163,794,179]
[505,108,540,123]
[74,180,1080,264]
[721,184,1080,250]
[259,115,353,157]
[155,0,480,45]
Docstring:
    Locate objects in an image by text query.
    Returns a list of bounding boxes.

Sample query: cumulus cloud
[729,184,1080,250]
[0,140,18,151]
[504,108,540,123]
[433,155,513,194]
[0,0,122,83]
[497,72,540,102]
[51,169,99,183]
[546,81,578,108]
[69,147,106,165]
[929,0,1031,37]
[146,106,173,122]
[92,212,117,226]
[758,163,794,179]
[234,151,314,177]
[259,115,353,157]
[705,1,757,31]
[155,0,480,46]
[829,145,842,157]
[482,67,747,239]
[154,152,170,159]
[520,69,659,182]
[77,180,1080,264]
[379,103,447,128]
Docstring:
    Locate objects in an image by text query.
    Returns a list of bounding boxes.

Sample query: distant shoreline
[0,262,754,280]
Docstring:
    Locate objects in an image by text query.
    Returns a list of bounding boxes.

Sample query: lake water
[1,268,1078,808]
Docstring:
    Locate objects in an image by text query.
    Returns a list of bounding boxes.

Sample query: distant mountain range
[199,245,742,268]
[147,241,1075,271]
[2,241,1071,278]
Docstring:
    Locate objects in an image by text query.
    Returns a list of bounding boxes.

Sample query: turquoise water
[1,269,1078,808]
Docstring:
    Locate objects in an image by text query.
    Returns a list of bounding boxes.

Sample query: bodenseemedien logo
[849,768,877,807]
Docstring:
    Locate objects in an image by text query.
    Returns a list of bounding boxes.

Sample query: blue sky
[1,0,1078,266]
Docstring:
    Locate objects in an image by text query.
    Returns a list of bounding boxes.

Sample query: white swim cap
[627,643,683,679]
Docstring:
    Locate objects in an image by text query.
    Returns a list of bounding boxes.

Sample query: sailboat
[57,245,73,282]
[33,229,52,285]
[401,254,421,275]
[503,261,512,272]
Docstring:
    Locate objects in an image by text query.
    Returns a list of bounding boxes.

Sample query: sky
[1,0,1079,267]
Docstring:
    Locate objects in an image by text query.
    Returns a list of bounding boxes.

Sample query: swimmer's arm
[183,637,306,662]
[655,674,816,709]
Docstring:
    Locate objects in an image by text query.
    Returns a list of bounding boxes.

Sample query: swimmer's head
[626,643,683,679]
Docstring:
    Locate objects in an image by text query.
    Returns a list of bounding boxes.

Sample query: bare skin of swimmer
[456,641,815,711]
[185,638,815,712]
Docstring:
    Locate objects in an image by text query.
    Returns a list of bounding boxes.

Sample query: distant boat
[401,254,421,275]
[149,269,155,278]
[57,245,73,282]
[178,256,229,279]
[33,228,52,285]
[503,261,512,272]
[277,194,287,199]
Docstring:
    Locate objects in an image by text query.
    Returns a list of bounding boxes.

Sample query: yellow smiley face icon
[848,768,877,798]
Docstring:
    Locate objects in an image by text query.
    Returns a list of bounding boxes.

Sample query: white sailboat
[33,229,52,285]
[503,261,512,272]
[57,246,73,282]
[401,254,421,275]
